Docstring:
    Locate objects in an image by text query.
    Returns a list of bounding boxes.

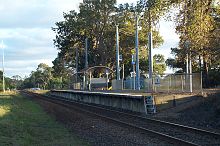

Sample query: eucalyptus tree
[52,0,179,80]
[32,63,53,89]
[173,0,220,86]
[106,0,176,77]
[11,75,22,89]
[52,0,117,75]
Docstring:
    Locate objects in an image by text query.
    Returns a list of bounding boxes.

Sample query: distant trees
[20,63,74,90]
[20,63,53,90]
[0,71,23,91]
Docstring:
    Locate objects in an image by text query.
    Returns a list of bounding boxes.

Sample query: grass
[0,92,89,146]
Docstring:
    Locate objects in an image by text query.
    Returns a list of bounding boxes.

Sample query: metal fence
[70,73,202,93]
[123,73,202,93]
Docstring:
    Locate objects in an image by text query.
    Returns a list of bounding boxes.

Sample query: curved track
[22,91,220,146]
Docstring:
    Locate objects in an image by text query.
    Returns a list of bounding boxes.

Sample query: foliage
[20,63,53,90]
[166,0,220,87]
[0,70,22,91]
[153,54,166,75]
[52,0,174,81]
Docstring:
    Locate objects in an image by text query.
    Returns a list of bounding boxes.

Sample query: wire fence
[123,73,202,93]
[70,73,202,93]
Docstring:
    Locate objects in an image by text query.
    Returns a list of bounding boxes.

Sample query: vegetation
[17,0,172,90]
[166,0,220,87]
[0,71,22,91]
[51,0,171,81]
[3,0,220,89]
[20,63,53,90]
[0,92,88,145]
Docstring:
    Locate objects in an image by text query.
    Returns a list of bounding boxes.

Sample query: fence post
[181,75,184,92]
[167,75,170,93]
[174,75,177,92]
[200,72,203,95]
[173,95,176,107]
[169,75,172,93]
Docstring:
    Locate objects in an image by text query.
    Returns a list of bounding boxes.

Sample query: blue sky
[0,0,179,78]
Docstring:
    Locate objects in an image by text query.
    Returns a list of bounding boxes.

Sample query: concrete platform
[50,90,147,114]
[49,90,201,114]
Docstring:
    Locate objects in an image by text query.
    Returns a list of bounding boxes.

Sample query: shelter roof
[77,66,113,74]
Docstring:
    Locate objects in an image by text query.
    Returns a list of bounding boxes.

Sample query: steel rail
[22,91,200,146]
[35,91,220,137]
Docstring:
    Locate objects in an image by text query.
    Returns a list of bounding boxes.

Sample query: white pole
[186,53,189,92]
[133,64,135,90]
[89,71,91,91]
[85,38,88,69]
[148,31,153,79]
[135,14,140,90]
[148,31,154,93]
[189,52,193,93]
[1,41,5,92]
[186,53,189,74]
[116,24,120,80]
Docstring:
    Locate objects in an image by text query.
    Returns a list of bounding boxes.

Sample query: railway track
[22,91,220,146]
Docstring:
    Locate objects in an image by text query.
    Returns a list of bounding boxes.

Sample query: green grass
[0,92,89,146]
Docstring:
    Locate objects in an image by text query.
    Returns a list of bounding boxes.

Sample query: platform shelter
[73,66,113,90]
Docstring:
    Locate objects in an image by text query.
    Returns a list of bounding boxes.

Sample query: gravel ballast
[31,96,175,146]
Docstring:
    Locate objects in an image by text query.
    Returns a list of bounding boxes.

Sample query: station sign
[155,76,160,85]
[130,72,136,77]
[131,54,136,65]
[119,55,123,61]
[144,96,156,114]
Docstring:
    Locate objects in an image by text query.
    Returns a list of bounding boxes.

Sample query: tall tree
[169,0,220,86]
[52,0,178,81]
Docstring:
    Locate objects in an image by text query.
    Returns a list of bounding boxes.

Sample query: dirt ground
[153,88,220,133]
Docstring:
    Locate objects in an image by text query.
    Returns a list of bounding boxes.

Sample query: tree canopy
[52,0,174,80]
[166,0,220,87]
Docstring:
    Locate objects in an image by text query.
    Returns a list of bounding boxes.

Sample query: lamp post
[135,14,140,90]
[75,47,78,89]
[148,31,153,79]
[116,24,120,80]
[85,38,88,69]
[131,54,136,90]
[0,40,5,92]
[185,40,192,93]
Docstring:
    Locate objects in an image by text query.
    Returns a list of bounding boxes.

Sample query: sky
[0,0,179,78]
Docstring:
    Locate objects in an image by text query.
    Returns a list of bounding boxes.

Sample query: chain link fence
[123,73,202,93]
[70,73,202,93]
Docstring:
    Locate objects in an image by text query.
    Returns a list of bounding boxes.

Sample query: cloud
[153,19,179,59]
[4,59,54,78]
[0,0,81,28]
[1,28,57,60]
[0,28,58,78]
[0,0,81,77]
[0,0,180,78]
